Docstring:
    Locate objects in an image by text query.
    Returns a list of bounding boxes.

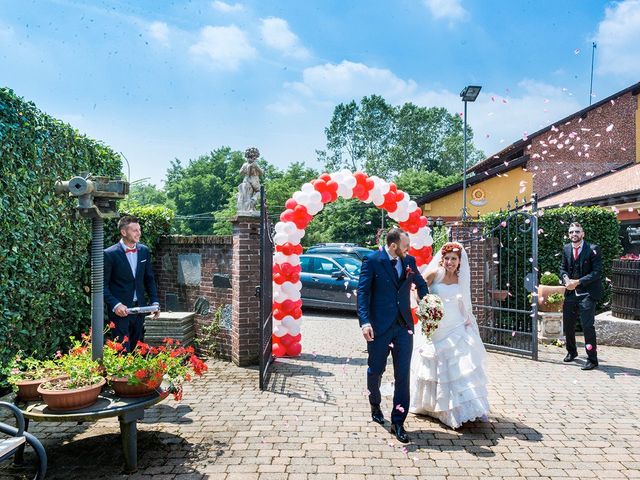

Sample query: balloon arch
[271,170,435,357]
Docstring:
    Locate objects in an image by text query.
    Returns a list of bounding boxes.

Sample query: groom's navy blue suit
[104,242,159,351]
[357,249,428,425]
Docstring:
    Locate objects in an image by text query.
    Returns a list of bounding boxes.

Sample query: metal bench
[0,401,47,479]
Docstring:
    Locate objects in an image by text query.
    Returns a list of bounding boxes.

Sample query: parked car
[306,243,373,260]
[299,254,361,311]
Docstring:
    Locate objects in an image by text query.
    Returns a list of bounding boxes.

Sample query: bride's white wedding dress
[409,280,490,429]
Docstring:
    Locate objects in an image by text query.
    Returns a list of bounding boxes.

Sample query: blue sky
[1,0,639,186]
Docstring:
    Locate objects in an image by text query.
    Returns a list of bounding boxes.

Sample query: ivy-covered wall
[0,88,122,376]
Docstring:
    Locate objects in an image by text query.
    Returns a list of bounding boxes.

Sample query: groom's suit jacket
[559,241,603,301]
[104,242,159,321]
[357,250,429,334]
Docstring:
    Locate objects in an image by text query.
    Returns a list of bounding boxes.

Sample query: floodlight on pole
[460,85,482,220]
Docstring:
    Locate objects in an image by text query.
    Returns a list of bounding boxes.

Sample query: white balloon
[282,222,296,234]
[273,232,288,245]
[309,190,322,204]
[293,191,310,206]
[307,201,323,215]
[287,321,301,336]
[282,281,302,295]
[407,200,418,212]
[281,315,297,329]
[273,289,287,303]
[301,183,315,193]
[273,320,288,337]
[274,252,301,266]
[396,208,410,222]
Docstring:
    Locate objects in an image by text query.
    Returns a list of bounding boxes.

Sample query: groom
[357,228,429,443]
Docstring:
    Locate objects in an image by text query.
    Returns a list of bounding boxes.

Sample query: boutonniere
[405,265,414,276]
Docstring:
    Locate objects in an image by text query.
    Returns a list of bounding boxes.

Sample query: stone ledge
[595,311,640,349]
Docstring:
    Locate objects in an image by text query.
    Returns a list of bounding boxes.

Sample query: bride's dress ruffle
[410,282,490,429]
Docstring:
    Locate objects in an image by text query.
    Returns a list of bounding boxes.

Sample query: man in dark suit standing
[357,228,429,443]
[104,216,160,352]
[560,221,603,370]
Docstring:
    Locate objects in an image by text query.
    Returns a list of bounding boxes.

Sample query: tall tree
[318,96,484,179]
[165,147,244,234]
[394,169,461,199]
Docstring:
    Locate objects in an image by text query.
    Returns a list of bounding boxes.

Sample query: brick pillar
[231,215,261,366]
[448,222,489,326]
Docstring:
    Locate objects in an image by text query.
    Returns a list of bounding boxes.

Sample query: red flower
[172,387,183,401]
[135,368,149,381]
[136,341,150,355]
[108,321,116,329]
[189,355,208,376]
[163,337,174,345]
[123,336,129,344]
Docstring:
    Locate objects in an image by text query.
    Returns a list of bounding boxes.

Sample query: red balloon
[291,333,301,343]
[320,173,331,182]
[292,307,302,319]
[279,334,294,347]
[285,198,298,210]
[273,343,287,357]
[286,342,302,356]
[419,216,428,227]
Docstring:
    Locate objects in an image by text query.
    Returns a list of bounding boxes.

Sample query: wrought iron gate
[454,194,540,360]
[258,185,274,390]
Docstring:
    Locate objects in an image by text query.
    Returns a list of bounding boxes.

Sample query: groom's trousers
[367,316,413,425]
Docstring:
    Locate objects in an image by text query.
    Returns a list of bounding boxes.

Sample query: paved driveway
[2,310,639,479]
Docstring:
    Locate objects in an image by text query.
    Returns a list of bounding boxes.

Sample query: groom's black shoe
[581,360,598,370]
[563,353,578,362]
[390,423,409,443]
[371,405,385,425]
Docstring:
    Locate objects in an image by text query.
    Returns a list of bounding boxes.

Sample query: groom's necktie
[391,258,399,279]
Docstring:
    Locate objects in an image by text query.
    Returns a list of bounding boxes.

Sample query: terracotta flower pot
[538,285,566,313]
[37,377,106,411]
[110,377,162,398]
[489,289,509,301]
[15,375,68,402]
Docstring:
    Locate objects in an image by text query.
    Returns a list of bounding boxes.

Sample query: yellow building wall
[422,167,534,218]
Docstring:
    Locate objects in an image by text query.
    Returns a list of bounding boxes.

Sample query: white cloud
[211,1,245,13]
[288,60,418,102]
[423,0,469,23]
[260,17,309,59]
[148,21,170,46]
[593,0,640,79]
[189,25,256,70]
[275,60,582,158]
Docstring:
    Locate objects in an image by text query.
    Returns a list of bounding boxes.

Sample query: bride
[409,241,490,429]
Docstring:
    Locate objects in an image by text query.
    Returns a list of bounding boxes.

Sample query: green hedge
[107,204,175,252]
[482,205,622,312]
[0,88,122,379]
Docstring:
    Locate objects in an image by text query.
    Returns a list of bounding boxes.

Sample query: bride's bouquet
[416,294,445,339]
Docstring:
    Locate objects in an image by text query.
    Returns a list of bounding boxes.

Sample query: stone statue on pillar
[236,147,263,216]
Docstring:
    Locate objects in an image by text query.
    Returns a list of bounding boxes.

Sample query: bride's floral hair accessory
[440,242,463,257]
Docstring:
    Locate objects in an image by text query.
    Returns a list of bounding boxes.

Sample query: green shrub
[106,204,175,252]
[540,272,561,286]
[0,88,122,383]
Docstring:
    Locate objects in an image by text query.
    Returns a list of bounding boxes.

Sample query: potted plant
[103,329,208,400]
[537,272,566,313]
[6,353,66,402]
[37,334,105,411]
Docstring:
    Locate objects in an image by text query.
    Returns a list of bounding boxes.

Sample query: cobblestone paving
[2,310,639,479]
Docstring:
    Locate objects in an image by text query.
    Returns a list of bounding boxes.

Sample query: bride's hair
[439,242,463,274]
